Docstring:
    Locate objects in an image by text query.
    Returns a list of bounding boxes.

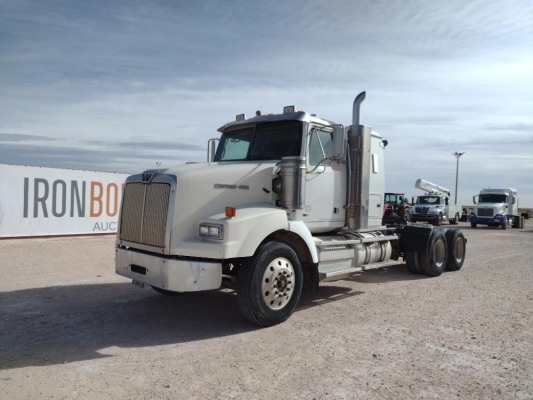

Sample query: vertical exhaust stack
[347,91,371,231]
[352,91,366,127]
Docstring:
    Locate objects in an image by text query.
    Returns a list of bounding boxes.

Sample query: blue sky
[1,0,532,207]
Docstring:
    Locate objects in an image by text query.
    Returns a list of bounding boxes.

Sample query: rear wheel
[444,229,466,271]
[237,241,303,327]
[450,213,459,225]
[405,251,423,274]
[420,230,448,277]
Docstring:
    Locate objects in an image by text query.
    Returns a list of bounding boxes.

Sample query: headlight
[199,223,224,240]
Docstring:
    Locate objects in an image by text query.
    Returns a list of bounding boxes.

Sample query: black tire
[405,251,423,274]
[237,241,303,327]
[470,221,477,228]
[512,216,520,229]
[501,221,507,229]
[444,229,466,271]
[450,213,459,225]
[433,214,443,226]
[520,216,524,229]
[151,286,181,296]
[420,230,448,277]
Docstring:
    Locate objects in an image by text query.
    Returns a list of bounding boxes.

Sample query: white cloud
[1,0,532,206]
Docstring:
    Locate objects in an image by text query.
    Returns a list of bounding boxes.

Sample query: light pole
[452,152,465,205]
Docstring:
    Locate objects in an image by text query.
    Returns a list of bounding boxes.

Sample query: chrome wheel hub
[262,257,295,310]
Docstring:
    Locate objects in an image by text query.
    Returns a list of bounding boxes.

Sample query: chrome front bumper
[115,246,222,292]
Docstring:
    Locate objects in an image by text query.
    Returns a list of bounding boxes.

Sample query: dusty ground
[1,221,532,399]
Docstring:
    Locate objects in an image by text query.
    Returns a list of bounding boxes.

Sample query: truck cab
[470,188,522,229]
[410,179,460,226]
[211,110,383,233]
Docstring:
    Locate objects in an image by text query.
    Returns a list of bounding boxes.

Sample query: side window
[309,129,333,165]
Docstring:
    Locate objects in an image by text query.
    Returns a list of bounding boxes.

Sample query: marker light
[225,207,236,218]
[283,105,295,114]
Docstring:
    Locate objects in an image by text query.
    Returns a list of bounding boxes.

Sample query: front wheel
[433,214,443,226]
[237,241,303,327]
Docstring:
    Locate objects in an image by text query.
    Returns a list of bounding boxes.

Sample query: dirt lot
[1,221,532,399]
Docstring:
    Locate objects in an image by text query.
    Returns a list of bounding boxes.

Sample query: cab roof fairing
[217,111,338,133]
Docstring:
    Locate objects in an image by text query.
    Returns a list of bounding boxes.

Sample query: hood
[162,161,278,248]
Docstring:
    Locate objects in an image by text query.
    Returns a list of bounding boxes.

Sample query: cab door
[302,126,346,233]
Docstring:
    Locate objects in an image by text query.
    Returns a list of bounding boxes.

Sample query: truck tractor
[115,92,467,327]
[470,188,523,229]
[410,179,460,226]
[382,192,410,226]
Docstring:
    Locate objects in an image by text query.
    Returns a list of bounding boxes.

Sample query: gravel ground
[1,221,532,399]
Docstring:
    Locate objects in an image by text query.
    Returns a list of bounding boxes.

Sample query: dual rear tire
[405,228,466,277]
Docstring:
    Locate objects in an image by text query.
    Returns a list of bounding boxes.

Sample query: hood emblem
[142,170,157,184]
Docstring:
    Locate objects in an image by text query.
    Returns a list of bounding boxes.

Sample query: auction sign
[0,164,130,238]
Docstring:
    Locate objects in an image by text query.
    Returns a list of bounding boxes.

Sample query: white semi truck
[470,188,523,229]
[115,92,467,326]
[410,179,460,225]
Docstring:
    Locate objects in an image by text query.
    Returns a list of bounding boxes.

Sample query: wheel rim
[453,237,464,263]
[434,239,446,267]
[262,257,295,310]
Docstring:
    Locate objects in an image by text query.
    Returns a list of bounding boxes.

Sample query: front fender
[288,221,319,263]
[197,206,289,259]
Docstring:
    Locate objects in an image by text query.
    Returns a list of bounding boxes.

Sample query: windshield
[479,194,507,203]
[384,194,403,204]
[214,121,302,161]
[416,196,441,205]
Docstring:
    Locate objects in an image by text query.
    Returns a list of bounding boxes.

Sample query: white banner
[0,164,130,238]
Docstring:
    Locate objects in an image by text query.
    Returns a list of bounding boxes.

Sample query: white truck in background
[410,179,460,226]
[470,188,523,229]
[115,92,467,327]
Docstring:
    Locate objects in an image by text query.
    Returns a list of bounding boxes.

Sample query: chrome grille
[415,207,429,215]
[119,182,171,248]
[478,208,493,217]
